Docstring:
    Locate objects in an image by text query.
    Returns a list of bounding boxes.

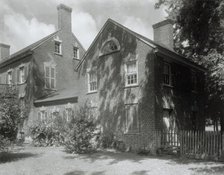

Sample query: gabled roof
[76,18,206,72]
[0,31,59,67]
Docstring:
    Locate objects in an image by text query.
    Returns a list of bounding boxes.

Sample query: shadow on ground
[190,165,224,175]
[64,150,220,166]
[0,151,39,164]
[64,170,105,175]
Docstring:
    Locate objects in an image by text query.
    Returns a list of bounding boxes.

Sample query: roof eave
[154,47,207,72]
[0,50,33,68]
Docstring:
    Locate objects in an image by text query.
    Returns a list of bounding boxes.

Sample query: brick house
[0,4,85,131]
[75,19,206,150]
[0,4,206,150]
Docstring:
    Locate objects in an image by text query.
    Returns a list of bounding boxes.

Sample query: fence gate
[180,131,223,160]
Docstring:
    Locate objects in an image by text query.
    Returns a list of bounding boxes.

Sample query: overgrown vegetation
[155,0,224,131]
[0,88,21,151]
[29,115,67,147]
[64,104,100,154]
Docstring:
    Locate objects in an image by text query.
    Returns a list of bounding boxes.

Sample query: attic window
[100,38,120,56]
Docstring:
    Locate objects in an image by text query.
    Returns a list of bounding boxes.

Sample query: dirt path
[0,146,224,175]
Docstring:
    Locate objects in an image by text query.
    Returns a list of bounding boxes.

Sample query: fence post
[221,132,224,161]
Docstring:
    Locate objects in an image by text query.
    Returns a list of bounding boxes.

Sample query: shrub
[64,104,99,154]
[0,135,11,152]
[0,88,21,150]
[29,116,66,147]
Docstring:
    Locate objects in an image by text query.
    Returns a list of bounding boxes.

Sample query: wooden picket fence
[153,130,224,160]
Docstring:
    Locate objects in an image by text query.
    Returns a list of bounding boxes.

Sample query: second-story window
[19,66,25,84]
[125,60,138,87]
[73,47,79,59]
[55,41,62,54]
[7,70,12,85]
[163,62,172,86]
[45,66,56,89]
[87,70,97,93]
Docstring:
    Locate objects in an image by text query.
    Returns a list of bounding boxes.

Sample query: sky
[0,0,167,54]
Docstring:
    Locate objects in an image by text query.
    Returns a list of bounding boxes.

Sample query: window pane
[51,67,55,78]
[88,71,97,92]
[51,78,55,89]
[73,47,78,58]
[55,42,61,53]
[45,78,50,88]
[45,67,50,77]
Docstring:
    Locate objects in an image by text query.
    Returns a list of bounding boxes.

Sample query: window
[45,66,56,89]
[73,47,79,59]
[19,66,25,84]
[100,38,120,56]
[125,104,139,133]
[87,70,97,93]
[38,111,48,122]
[55,41,62,54]
[125,61,138,86]
[191,71,197,92]
[7,70,12,85]
[163,62,172,86]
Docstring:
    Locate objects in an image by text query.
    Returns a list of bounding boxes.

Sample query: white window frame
[44,65,56,89]
[38,110,47,122]
[163,62,172,86]
[125,60,138,87]
[73,46,79,60]
[19,65,25,84]
[7,69,13,85]
[125,104,139,133]
[54,38,62,55]
[87,68,97,93]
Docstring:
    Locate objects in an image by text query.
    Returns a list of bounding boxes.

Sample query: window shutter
[24,65,28,81]
[17,68,20,84]
[6,73,8,84]
[12,70,15,84]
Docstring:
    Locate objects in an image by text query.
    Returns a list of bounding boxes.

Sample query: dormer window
[73,47,79,59]
[100,38,120,56]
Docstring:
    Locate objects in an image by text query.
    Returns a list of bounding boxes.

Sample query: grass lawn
[0,146,224,175]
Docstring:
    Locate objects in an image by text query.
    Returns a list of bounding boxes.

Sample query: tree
[0,87,21,150]
[155,0,224,131]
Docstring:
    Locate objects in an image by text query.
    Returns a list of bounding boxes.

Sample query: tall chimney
[57,4,72,32]
[153,19,174,50]
[0,43,10,61]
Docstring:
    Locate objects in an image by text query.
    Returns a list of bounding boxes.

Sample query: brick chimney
[57,4,72,32]
[0,43,10,62]
[153,19,174,50]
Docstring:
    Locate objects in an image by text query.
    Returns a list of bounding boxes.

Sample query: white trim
[73,46,79,60]
[44,64,56,89]
[125,60,138,87]
[54,37,62,55]
[87,68,97,93]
